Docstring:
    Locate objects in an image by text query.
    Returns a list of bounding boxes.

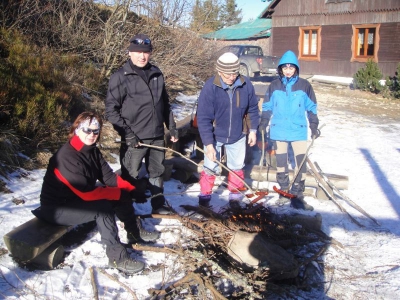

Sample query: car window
[228,46,240,56]
[248,47,262,56]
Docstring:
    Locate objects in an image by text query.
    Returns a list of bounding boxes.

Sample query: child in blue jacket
[260,50,320,210]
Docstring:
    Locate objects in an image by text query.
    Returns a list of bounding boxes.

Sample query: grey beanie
[128,33,152,52]
[216,52,240,74]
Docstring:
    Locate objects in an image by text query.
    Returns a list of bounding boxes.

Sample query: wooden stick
[307,159,364,227]
[97,267,139,300]
[195,145,254,193]
[131,244,184,255]
[89,266,99,300]
[314,161,380,226]
[148,272,228,300]
[256,129,266,191]
[138,142,201,168]
[136,213,182,220]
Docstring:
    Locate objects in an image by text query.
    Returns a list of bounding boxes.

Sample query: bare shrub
[0,130,24,178]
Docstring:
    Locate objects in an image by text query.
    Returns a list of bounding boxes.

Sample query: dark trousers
[120,136,166,209]
[275,141,307,195]
[34,200,138,262]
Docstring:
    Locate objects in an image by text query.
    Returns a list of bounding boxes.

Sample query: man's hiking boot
[275,194,290,206]
[152,205,174,215]
[108,258,144,275]
[290,196,314,211]
[127,228,160,243]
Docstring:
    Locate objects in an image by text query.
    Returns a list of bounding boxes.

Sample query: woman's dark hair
[278,65,299,79]
[68,112,103,140]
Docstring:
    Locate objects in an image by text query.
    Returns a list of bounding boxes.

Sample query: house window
[299,26,321,61]
[351,24,380,62]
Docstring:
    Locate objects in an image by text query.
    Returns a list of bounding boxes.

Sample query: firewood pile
[141,202,336,299]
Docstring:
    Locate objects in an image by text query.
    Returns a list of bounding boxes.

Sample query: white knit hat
[216,52,240,74]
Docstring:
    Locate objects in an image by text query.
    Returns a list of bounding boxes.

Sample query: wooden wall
[271,0,400,26]
[272,23,400,77]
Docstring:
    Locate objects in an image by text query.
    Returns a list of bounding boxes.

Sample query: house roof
[202,18,272,40]
[261,0,281,18]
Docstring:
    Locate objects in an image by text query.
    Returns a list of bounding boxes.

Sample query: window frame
[326,0,352,3]
[351,24,380,63]
[298,26,321,62]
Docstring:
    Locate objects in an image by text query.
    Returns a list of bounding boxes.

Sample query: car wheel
[239,64,249,77]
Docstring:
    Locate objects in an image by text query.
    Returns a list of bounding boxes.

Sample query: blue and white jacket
[261,50,319,141]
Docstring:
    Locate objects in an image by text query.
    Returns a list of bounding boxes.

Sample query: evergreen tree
[190,0,224,33]
[221,0,242,27]
[353,59,383,94]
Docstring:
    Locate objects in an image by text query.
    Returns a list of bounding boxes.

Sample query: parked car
[216,45,280,77]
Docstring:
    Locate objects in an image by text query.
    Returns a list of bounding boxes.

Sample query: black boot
[289,180,313,210]
[198,194,211,207]
[126,218,160,243]
[149,177,173,215]
[108,258,144,275]
[290,196,314,211]
[275,177,290,206]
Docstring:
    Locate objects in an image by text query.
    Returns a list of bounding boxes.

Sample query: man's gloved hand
[310,123,321,139]
[125,132,140,148]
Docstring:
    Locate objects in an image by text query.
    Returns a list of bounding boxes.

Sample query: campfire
[136,201,333,299]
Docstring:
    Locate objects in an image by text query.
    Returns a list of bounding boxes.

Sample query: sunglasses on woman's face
[82,127,100,135]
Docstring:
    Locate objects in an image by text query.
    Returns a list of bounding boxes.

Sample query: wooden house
[262,0,400,77]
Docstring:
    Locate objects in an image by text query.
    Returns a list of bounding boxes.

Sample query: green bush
[385,63,400,99]
[0,28,100,152]
[353,59,383,94]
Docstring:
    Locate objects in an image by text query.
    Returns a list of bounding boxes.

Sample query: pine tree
[190,0,222,33]
[353,59,383,94]
[220,0,242,27]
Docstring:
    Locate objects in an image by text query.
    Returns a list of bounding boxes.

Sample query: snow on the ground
[312,75,354,85]
[1,80,400,299]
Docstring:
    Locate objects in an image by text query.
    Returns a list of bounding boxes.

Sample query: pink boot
[199,171,215,207]
[199,171,215,195]
[227,170,245,193]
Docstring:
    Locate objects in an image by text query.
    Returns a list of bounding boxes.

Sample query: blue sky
[235,0,270,22]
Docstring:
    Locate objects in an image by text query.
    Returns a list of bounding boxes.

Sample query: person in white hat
[196,52,259,206]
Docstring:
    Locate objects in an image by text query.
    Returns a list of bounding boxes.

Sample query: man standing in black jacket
[105,33,178,216]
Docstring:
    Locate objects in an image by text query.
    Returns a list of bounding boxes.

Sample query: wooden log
[164,156,348,195]
[30,243,65,270]
[3,217,71,262]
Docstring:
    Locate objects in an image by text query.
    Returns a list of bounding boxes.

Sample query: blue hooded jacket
[261,50,318,141]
